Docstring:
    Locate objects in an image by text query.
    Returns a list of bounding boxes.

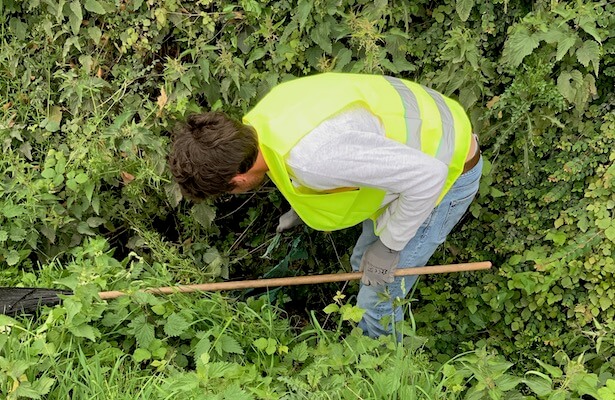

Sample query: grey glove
[276,209,303,233]
[359,239,400,286]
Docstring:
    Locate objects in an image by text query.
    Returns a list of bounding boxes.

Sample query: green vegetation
[1,0,614,398]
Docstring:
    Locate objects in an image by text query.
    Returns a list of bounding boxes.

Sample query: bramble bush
[1,0,615,396]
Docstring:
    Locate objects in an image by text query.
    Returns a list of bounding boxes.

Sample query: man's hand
[276,209,303,233]
[359,239,400,286]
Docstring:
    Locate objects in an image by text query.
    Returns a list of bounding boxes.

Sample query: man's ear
[230,174,247,186]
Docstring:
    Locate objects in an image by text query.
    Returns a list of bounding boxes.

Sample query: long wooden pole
[98,261,491,300]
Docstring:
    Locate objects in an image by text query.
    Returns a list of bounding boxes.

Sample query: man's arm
[287,126,448,251]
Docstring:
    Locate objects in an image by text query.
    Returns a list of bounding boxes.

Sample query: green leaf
[191,202,216,229]
[43,106,62,132]
[77,221,95,235]
[456,0,474,22]
[133,348,151,362]
[289,341,309,362]
[194,336,211,359]
[41,168,56,179]
[334,48,353,71]
[501,25,540,68]
[533,358,563,378]
[524,375,553,396]
[323,304,339,314]
[261,233,281,259]
[265,338,277,355]
[66,179,79,191]
[164,313,191,337]
[151,304,166,315]
[86,217,105,227]
[2,204,25,218]
[165,182,183,208]
[6,250,20,266]
[32,377,56,396]
[75,172,89,184]
[296,0,313,30]
[129,316,155,348]
[69,323,100,341]
[576,40,600,76]
[253,337,268,351]
[310,21,332,53]
[0,230,7,242]
[87,26,102,44]
[69,1,83,35]
[578,16,601,43]
[9,226,27,242]
[340,304,365,322]
[556,32,577,61]
[605,226,615,243]
[84,0,106,14]
[220,334,244,354]
[0,314,19,327]
[247,48,267,65]
[221,384,253,400]
[14,377,55,398]
[557,70,583,103]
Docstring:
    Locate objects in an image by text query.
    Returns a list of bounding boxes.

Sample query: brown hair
[168,112,258,199]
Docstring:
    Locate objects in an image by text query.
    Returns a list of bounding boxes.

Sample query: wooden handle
[98,261,491,300]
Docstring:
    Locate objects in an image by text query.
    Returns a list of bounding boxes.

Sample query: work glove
[359,239,400,286]
[276,208,303,233]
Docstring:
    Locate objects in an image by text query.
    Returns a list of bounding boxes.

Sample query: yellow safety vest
[243,73,472,232]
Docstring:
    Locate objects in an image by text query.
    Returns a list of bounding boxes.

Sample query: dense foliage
[1,0,614,398]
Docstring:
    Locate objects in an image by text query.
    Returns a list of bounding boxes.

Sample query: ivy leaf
[164,313,190,337]
[501,25,540,68]
[84,0,106,15]
[456,0,474,22]
[576,40,600,76]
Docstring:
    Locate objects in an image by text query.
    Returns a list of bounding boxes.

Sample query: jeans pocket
[436,190,477,242]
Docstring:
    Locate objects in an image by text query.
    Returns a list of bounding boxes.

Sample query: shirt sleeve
[286,129,448,251]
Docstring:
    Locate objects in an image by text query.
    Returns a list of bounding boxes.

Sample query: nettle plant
[1,0,615,377]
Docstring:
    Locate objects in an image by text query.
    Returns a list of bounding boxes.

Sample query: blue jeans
[350,156,483,338]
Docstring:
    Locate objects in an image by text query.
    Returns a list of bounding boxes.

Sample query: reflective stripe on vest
[382,76,469,202]
[243,73,472,231]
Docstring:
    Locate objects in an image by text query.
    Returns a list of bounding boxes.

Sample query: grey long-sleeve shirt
[286,107,448,251]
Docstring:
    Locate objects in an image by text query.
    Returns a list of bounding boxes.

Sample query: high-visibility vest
[243,73,472,232]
